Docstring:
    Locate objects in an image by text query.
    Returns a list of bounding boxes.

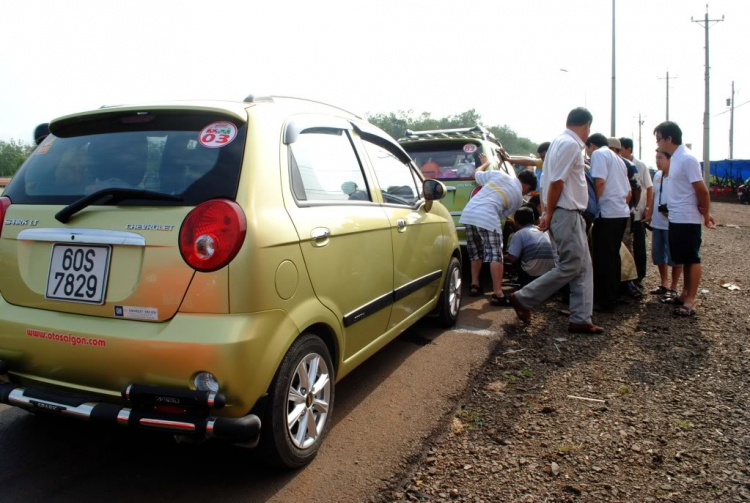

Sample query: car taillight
[470,186,482,199]
[0,197,11,238]
[179,199,247,272]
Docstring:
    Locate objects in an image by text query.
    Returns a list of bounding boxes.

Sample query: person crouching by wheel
[461,152,537,306]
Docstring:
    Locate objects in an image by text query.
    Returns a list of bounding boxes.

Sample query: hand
[704,213,716,229]
[479,153,488,164]
[497,147,510,161]
[537,212,552,232]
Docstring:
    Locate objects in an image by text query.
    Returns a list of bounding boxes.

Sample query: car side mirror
[423,179,446,201]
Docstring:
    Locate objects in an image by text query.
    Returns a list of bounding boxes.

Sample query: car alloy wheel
[287,353,331,449]
[448,264,462,318]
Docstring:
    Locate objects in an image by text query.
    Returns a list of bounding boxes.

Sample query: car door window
[290,129,370,202]
[363,141,420,206]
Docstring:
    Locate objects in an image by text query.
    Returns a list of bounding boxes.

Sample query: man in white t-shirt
[653,122,716,317]
[643,149,683,297]
[509,107,604,335]
[620,137,654,287]
[586,133,632,311]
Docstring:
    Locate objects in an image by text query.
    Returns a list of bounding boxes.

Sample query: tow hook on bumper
[0,380,261,445]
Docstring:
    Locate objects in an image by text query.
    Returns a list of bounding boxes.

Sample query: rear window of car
[4,112,246,206]
[402,143,481,181]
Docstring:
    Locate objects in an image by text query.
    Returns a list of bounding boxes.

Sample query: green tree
[367,109,538,155]
[0,139,34,177]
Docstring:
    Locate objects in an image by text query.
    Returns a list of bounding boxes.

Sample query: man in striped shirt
[460,153,537,306]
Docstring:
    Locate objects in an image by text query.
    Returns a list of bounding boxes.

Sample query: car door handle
[311,228,330,240]
[397,219,407,233]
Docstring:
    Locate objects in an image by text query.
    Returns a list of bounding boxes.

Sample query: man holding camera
[653,122,715,317]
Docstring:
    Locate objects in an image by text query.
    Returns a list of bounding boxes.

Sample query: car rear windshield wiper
[55,188,183,223]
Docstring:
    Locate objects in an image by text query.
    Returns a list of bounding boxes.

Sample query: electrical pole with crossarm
[692,5,724,187]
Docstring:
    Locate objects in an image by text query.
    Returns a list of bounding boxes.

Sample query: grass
[520,368,535,378]
[503,374,517,383]
[618,385,631,395]
[672,420,693,429]
[555,444,581,454]
[456,409,483,430]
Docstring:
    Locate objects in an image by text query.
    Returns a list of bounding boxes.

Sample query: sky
[1,0,749,165]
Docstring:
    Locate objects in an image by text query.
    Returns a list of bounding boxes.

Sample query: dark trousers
[592,217,628,305]
[632,220,647,281]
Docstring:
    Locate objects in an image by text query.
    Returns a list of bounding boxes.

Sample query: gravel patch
[374,202,750,503]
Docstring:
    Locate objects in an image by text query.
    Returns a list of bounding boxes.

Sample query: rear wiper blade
[55,188,183,223]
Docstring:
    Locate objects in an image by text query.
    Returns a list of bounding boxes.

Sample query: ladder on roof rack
[398,126,502,146]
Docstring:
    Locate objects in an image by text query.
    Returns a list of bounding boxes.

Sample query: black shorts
[668,223,702,265]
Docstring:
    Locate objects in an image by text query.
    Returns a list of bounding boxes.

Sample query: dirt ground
[374,202,750,503]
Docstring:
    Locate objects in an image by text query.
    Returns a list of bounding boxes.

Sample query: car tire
[436,257,462,327]
[260,333,335,469]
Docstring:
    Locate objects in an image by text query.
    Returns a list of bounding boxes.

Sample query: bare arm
[503,253,518,264]
[693,180,716,228]
[594,178,605,199]
[473,153,491,178]
[539,180,564,231]
[644,187,653,214]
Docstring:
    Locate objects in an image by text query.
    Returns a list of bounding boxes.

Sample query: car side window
[289,129,370,202]
[363,141,420,206]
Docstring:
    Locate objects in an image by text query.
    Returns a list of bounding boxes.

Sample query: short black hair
[528,194,541,207]
[585,133,608,148]
[537,142,550,155]
[514,207,535,227]
[656,149,672,160]
[619,137,634,151]
[653,121,683,145]
[517,170,538,188]
[566,107,593,127]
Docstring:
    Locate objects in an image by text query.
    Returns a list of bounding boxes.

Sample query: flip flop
[660,296,684,305]
[674,306,696,317]
[568,323,605,334]
[650,286,669,295]
[490,294,511,306]
[469,284,483,297]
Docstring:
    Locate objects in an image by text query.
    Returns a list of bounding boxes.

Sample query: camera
[658,204,669,215]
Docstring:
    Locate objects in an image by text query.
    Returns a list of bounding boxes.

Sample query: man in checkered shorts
[460,152,537,306]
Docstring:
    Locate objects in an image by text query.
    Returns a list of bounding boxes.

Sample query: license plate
[45,244,112,305]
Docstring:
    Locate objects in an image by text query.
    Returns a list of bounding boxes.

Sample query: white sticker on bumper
[114,305,159,321]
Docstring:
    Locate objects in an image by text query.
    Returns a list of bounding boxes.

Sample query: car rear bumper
[0,291,301,417]
[0,377,261,445]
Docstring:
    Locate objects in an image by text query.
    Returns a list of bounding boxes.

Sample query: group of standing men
[505,108,715,331]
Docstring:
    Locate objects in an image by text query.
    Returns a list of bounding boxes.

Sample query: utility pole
[657,71,677,120]
[636,113,645,159]
[692,5,724,187]
[611,0,616,136]
[729,81,735,158]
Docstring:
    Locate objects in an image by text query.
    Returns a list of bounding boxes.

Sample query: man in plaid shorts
[460,152,538,305]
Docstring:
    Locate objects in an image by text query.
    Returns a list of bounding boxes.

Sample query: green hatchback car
[0,96,462,468]
[398,126,517,245]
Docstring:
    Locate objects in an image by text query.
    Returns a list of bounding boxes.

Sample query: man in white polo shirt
[653,121,716,317]
[586,133,632,311]
[509,107,603,334]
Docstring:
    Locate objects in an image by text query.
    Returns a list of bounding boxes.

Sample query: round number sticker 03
[463,143,478,153]
[199,122,238,149]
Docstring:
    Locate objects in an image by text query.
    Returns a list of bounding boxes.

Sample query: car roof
[48,97,363,135]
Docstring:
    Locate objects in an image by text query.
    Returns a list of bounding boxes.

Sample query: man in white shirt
[586,133,632,311]
[620,137,654,287]
[509,108,603,334]
[653,122,716,317]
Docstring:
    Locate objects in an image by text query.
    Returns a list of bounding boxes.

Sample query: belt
[556,207,585,215]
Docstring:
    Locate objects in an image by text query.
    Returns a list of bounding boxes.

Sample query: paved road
[0,272,515,502]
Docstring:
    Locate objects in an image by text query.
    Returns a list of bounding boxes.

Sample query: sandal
[660,296,684,305]
[568,323,605,334]
[650,286,669,295]
[469,284,483,297]
[674,306,696,317]
[490,293,510,306]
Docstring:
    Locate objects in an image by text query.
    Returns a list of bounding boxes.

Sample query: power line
[713,98,750,117]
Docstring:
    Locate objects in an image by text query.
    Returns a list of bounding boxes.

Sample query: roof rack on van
[242,94,363,120]
[398,125,501,146]
[99,104,128,109]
